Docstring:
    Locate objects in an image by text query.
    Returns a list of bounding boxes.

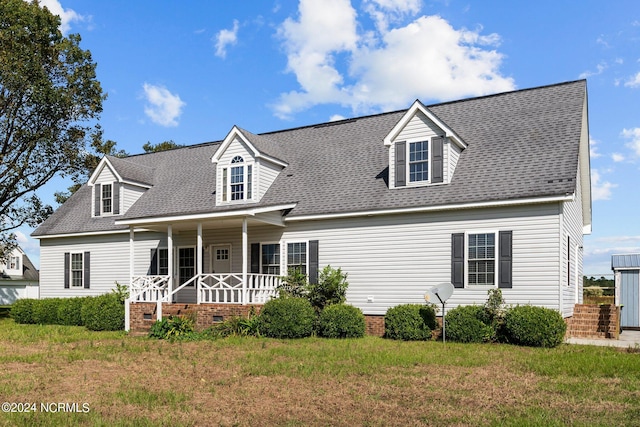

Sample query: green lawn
[0,318,639,426]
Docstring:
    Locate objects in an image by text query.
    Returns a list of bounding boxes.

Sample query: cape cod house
[0,246,39,305]
[32,80,591,333]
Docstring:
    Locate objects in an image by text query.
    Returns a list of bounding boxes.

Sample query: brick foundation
[565,304,620,339]
[129,303,262,334]
[364,315,385,337]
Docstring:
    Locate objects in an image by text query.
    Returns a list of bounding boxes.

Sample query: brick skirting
[129,302,389,336]
[565,304,620,339]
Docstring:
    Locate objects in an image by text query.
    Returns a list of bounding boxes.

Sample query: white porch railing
[128,273,281,305]
[129,275,170,302]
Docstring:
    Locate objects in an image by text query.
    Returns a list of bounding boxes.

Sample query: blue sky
[16,0,640,276]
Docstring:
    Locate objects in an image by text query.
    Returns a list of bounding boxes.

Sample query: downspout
[558,204,564,316]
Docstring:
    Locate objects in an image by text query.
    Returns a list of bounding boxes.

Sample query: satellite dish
[424,283,455,344]
[424,282,454,304]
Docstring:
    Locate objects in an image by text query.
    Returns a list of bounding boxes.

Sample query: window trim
[260,242,281,275]
[465,230,498,288]
[101,183,113,215]
[70,252,84,288]
[221,156,255,203]
[285,240,309,276]
[8,255,20,271]
[408,140,430,183]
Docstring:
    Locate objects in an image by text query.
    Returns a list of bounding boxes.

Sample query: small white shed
[612,254,640,329]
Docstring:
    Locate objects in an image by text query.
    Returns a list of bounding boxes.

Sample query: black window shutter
[451,233,464,288]
[309,240,319,284]
[431,137,444,183]
[498,231,513,289]
[250,243,260,274]
[64,252,70,288]
[94,183,101,216]
[83,252,90,289]
[150,249,158,275]
[395,141,406,187]
[113,182,120,215]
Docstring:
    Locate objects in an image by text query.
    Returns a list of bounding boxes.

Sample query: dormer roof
[211,126,288,167]
[88,156,155,187]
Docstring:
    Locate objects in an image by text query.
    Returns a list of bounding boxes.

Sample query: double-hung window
[467,233,496,286]
[223,156,253,202]
[261,244,280,275]
[8,256,20,270]
[409,141,429,182]
[71,253,84,287]
[287,242,307,275]
[102,183,112,214]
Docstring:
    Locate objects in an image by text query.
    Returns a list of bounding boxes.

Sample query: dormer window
[9,256,20,271]
[102,184,113,214]
[222,156,253,202]
[409,141,429,182]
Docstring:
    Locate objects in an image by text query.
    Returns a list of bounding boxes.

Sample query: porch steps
[566,304,620,339]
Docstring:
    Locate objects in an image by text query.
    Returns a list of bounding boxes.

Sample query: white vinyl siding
[561,163,585,316]
[216,139,256,205]
[257,159,282,200]
[122,184,146,213]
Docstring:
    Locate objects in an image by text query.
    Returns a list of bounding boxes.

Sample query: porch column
[197,222,203,304]
[167,225,173,298]
[242,217,248,305]
[129,226,135,281]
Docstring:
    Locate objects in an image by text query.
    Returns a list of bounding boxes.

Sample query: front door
[212,245,231,274]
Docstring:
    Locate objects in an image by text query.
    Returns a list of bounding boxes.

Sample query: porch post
[167,225,173,300]
[242,217,248,305]
[197,222,203,304]
[129,226,135,282]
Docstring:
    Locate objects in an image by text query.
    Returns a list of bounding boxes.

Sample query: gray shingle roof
[33,80,587,237]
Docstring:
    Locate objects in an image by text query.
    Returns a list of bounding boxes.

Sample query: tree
[142,140,184,153]
[0,0,104,260]
[54,127,128,204]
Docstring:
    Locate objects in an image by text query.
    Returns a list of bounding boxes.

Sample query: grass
[0,318,639,426]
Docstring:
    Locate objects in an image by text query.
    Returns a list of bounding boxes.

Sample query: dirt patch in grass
[1,325,640,426]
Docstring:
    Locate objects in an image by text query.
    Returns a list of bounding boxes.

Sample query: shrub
[445,305,494,343]
[278,268,308,298]
[318,304,366,338]
[149,315,195,340]
[504,305,566,348]
[385,304,437,341]
[81,294,124,331]
[258,297,315,339]
[57,297,87,326]
[205,314,261,339]
[31,298,62,325]
[10,298,36,324]
[306,265,348,313]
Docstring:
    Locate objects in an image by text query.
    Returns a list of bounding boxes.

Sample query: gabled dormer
[384,100,466,189]
[2,246,24,277]
[212,126,288,206]
[88,156,154,217]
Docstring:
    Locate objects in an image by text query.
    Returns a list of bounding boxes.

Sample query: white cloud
[578,62,607,79]
[590,169,617,201]
[589,137,602,158]
[214,19,240,59]
[37,0,85,34]
[624,72,640,88]
[142,83,186,127]
[329,114,346,121]
[273,0,514,119]
[612,153,625,162]
[622,127,640,156]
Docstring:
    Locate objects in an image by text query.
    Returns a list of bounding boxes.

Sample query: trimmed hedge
[317,304,366,338]
[445,305,494,343]
[385,304,437,341]
[10,299,36,324]
[258,297,315,339]
[57,297,87,326]
[504,305,566,348]
[81,294,125,331]
[31,298,63,325]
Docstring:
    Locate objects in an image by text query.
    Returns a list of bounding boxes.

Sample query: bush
[318,304,366,338]
[385,304,437,341]
[57,297,87,326]
[278,268,308,298]
[149,315,195,340]
[445,305,494,343]
[31,298,63,325]
[258,297,315,339]
[81,294,124,331]
[10,298,36,324]
[504,305,566,348]
[306,265,349,313]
